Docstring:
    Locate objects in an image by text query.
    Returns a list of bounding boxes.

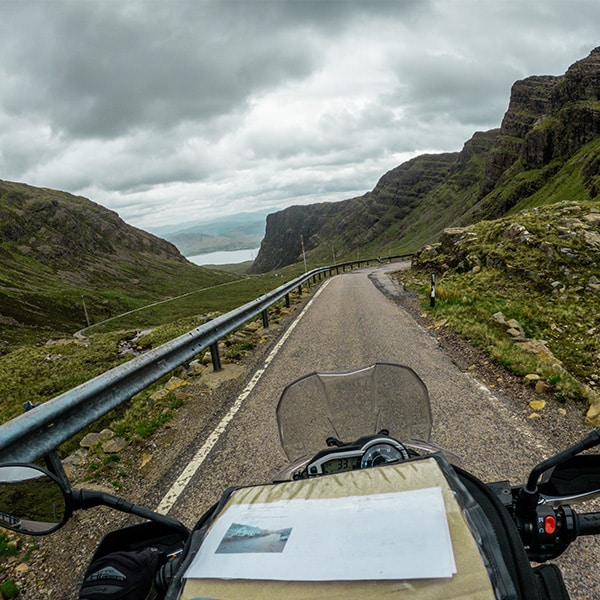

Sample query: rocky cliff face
[252,48,600,273]
[250,202,340,272]
[251,140,495,273]
[481,75,558,194]
[521,49,600,168]
[468,48,600,220]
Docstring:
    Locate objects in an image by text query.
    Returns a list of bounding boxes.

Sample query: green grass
[0,264,305,430]
[0,262,241,349]
[401,271,594,402]
[0,579,18,599]
[0,533,18,558]
[510,137,600,212]
[0,532,37,598]
[0,333,128,422]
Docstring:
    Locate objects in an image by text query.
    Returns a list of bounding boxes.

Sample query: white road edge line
[468,375,552,457]
[156,278,332,515]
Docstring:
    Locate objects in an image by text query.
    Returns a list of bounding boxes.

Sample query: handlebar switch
[543,514,556,535]
[524,504,576,562]
[535,505,558,542]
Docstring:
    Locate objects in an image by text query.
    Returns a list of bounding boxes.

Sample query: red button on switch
[544,515,556,535]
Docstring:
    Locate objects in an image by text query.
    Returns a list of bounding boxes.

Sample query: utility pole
[301,235,307,272]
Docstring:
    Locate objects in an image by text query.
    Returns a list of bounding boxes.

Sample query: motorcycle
[1,362,600,599]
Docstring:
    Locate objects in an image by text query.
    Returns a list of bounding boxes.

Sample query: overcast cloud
[0,0,598,232]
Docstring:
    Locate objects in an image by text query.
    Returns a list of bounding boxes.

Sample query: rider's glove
[78,546,164,600]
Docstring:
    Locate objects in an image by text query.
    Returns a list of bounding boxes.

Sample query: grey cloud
[396,54,518,127]
[271,0,429,28]
[0,2,320,138]
[0,0,432,141]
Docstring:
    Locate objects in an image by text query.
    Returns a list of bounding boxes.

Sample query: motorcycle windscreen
[276,363,432,463]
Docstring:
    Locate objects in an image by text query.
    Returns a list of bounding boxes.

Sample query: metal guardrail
[0,255,411,463]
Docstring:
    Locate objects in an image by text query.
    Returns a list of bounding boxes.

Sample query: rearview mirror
[0,464,69,535]
[539,455,600,502]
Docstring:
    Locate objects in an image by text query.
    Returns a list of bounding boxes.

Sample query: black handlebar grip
[576,512,600,536]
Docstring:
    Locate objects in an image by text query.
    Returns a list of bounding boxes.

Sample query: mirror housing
[0,462,190,540]
[539,454,600,502]
[0,463,69,535]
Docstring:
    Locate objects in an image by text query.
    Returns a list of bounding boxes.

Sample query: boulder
[516,339,563,367]
[102,437,129,453]
[187,360,207,377]
[80,429,114,448]
[586,399,600,427]
[165,376,189,391]
[529,399,546,411]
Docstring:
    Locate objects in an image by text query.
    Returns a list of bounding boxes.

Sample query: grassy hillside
[0,267,302,425]
[0,180,239,348]
[464,136,600,223]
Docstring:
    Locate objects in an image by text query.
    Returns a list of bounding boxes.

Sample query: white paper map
[184,486,456,581]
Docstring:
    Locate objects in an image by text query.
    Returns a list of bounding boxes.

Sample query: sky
[0,1,599,233]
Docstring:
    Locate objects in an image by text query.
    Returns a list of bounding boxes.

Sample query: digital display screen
[322,455,361,474]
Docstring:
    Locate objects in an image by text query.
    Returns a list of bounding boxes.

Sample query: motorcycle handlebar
[515,503,600,562]
[575,512,600,537]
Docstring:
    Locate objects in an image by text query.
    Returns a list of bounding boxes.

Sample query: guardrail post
[285,293,290,307]
[297,283,303,296]
[261,309,269,328]
[210,342,223,372]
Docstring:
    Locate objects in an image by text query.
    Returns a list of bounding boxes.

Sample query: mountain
[250,47,600,273]
[0,180,234,347]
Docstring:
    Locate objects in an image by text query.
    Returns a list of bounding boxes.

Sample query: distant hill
[152,211,268,256]
[0,180,236,347]
[251,47,600,273]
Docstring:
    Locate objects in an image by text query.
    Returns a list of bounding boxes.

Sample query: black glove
[78,546,163,600]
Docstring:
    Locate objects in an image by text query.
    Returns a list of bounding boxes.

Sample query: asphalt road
[161,263,600,599]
